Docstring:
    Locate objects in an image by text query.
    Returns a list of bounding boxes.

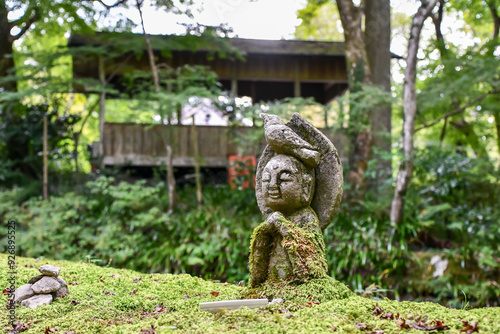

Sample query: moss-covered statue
[249,113,343,288]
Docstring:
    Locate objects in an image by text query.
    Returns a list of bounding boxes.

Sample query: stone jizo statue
[249,113,343,288]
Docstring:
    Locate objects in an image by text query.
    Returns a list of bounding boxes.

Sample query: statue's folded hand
[266,211,289,236]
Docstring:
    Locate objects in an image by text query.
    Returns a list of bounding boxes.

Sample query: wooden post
[98,56,106,167]
[192,116,202,207]
[231,78,238,97]
[43,114,48,200]
[294,59,301,97]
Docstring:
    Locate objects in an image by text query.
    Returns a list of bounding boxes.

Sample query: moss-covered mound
[1,254,499,333]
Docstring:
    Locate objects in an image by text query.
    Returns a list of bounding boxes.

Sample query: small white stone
[32,276,61,294]
[14,284,34,303]
[21,294,53,309]
[38,265,60,277]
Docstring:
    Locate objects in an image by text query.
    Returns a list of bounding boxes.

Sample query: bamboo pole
[43,114,48,200]
[192,116,202,207]
[98,55,106,168]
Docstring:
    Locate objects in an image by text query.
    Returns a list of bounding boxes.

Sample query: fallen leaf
[5,297,15,309]
[140,324,157,334]
[153,303,168,314]
[102,291,117,295]
[182,295,191,299]
[411,316,449,331]
[87,294,94,298]
[195,293,203,297]
[45,327,59,333]
[133,276,143,283]
[9,322,32,333]
[68,300,80,305]
[380,312,394,320]
[356,323,369,330]
[3,287,11,295]
[228,325,239,329]
[63,332,76,334]
[68,282,79,285]
[210,291,220,296]
[99,277,104,283]
[130,289,138,296]
[372,303,384,316]
[368,331,385,334]
[236,280,245,287]
[429,320,450,331]
[328,326,337,331]
[397,319,411,330]
[111,274,121,278]
[307,301,320,307]
[461,320,479,333]
[283,314,296,318]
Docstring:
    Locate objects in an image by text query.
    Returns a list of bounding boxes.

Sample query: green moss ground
[1,254,499,333]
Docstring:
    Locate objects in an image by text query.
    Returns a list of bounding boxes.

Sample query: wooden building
[68,33,348,170]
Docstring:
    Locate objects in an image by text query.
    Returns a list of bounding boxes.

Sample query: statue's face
[262,155,313,214]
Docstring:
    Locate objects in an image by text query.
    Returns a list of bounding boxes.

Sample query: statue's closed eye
[262,173,271,182]
[280,172,292,181]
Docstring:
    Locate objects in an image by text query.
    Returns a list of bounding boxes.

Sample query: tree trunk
[336,0,373,197]
[0,0,17,92]
[390,0,439,225]
[365,0,392,189]
[137,0,176,212]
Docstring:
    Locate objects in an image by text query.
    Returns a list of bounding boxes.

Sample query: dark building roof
[68,33,348,104]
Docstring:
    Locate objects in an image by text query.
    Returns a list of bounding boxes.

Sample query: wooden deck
[99,123,348,168]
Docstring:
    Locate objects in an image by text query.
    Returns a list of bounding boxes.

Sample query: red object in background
[228,155,256,189]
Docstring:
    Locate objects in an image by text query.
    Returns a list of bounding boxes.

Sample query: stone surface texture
[20,294,53,309]
[13,284,34,303]
[250,113,343,288]
[16,265,69,308]
[28,274,44,284]
[52,277,70,298]
[38,264,60,277]
[32,276,61,294]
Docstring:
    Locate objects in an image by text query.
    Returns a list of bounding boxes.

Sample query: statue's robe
[249,207,328,288]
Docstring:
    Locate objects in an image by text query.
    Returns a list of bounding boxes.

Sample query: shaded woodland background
[1,0,499,308]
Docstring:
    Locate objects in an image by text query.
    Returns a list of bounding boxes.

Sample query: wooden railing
[96,123,348,168]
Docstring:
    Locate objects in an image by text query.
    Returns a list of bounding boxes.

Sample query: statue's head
[262,154,315,215]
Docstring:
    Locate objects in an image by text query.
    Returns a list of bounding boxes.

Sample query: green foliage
[295,0,344,41]
[0,177,259,282]
[0,103,80,187]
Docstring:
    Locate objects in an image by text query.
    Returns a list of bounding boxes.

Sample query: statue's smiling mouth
[268,190,281,199]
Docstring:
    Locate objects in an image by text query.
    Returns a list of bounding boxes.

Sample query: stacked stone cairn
[13,265,70,309]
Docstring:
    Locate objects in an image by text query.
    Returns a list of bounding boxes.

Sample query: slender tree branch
[487,0,500,39]
[415,88,500,132]
[105,53,133,84]
[94,0,128,10]
[78,98,100,136]
[9,7,39,42]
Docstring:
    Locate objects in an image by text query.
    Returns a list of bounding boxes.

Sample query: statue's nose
[268,175,279,190]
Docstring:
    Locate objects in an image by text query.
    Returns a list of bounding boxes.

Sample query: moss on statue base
[249,215,328,288]
[242,276,355,311]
